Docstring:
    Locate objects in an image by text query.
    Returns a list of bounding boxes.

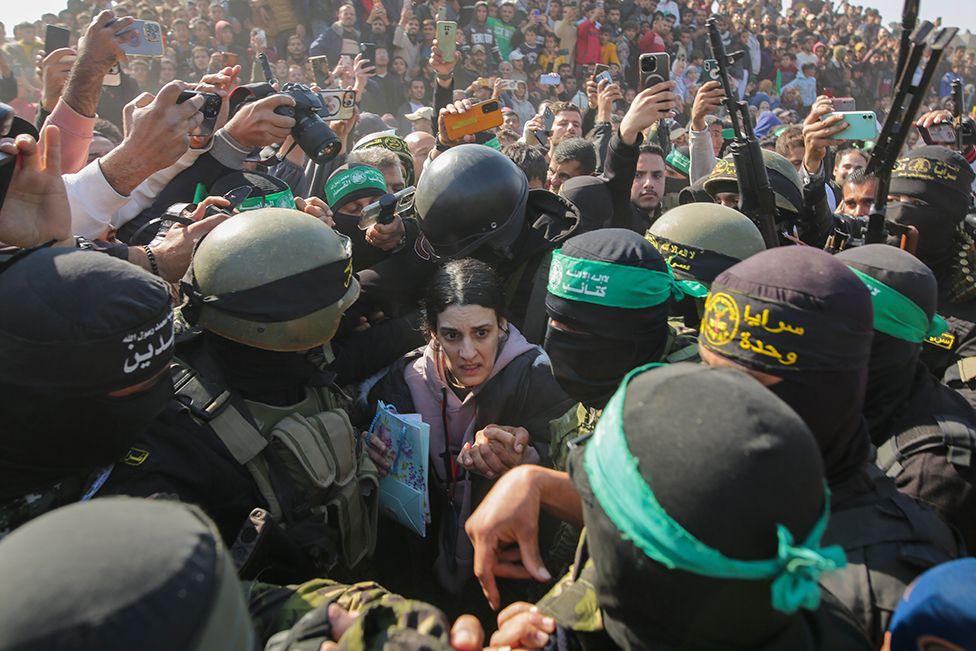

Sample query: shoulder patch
[925,331,956,350]
[122,447,150,466]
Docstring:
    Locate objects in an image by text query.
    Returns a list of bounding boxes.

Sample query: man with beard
[628,144,667,227]
[836,244,976,554]
[0,248,175,539]
[100,208,380,582]
[698,246,960,645]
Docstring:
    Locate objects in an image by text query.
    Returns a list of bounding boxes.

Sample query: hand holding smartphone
[822,111,878,141]
[442,99,503,140]
[436,22,457,62]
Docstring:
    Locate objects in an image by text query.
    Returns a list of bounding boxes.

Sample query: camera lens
[294,114,342,164]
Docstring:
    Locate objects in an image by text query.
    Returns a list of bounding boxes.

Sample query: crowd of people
[1,0,976,649]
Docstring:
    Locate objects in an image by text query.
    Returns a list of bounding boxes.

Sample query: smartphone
[220,51,239,66]
[436,21,457,62]
[360,42,376,67]
[436,5,448,21]
[44,24,71,53]
[116,20,165,57]
[639,53,670,90]
[442,98,504,141]
[308,55,330,86]
[318,89,357,120]
[534,105,555,148]
[702,58,720,82]
[103,61,121,87]
[831,97,856,112]
[501,79,518,90]
[823,111,878,141]
[177,90,222,137]
[593,63,609,77]
[919,122,957,145]
[539,73,561,86]
[595,70,613,86]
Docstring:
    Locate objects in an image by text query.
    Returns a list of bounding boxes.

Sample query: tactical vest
[820,466,960,645]
[172,359,379,574]
[876,408,976,477]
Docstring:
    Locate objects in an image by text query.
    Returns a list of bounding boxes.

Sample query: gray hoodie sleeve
[689,126,718,184]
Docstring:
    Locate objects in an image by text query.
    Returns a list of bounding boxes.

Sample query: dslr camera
[273,82,342,164]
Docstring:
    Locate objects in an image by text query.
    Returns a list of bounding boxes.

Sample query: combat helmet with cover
[182,208,359,351]
[703,150,804,216]
[646,203,766,297]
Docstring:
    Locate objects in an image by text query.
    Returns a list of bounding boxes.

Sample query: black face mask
[0,374,174,500]
[544,326,648,409]
[206,333,319,403]
[886,202,957,271]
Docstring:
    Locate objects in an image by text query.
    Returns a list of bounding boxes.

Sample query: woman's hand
[458,425,537,478]
[365,434,392,477]
[490,602,556,649]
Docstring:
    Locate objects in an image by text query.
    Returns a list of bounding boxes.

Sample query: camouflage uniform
[543,329,700,589]
[249,579,452,649]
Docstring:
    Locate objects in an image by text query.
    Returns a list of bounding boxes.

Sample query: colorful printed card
[368,401,430,537]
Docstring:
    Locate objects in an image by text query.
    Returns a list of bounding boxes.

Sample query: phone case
[639,53,670,90]
[44,25,71,53]
[831,97,856,112]
[118,20,165,57]
[178,91,222,137]
[319,89,357,120]
[826,111,878,141]
[436,22,457,62]
[919,123,956,145]
[443,99,503,141]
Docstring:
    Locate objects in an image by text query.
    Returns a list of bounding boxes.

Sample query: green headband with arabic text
[547,250,703,308]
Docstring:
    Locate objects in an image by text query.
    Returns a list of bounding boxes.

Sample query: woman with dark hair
[366,258,572,618]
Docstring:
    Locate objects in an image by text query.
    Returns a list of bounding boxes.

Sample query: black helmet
[414,144,528,260]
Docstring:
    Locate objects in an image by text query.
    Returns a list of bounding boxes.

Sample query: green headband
[547,250,701,308]
[583,363,847,615]
[325,166,387,207]
[238,187,296,211]
[665,148,690,175]
[848,267,948,344]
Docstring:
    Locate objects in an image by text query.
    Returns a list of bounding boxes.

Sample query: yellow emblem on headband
[702,292,740,347]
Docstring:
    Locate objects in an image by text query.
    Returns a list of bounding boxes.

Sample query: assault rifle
[706,17,779,249]
[864,14,957,245]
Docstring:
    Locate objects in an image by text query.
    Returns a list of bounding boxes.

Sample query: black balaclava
[205,332,321,405]
[0,249,175,500]
[701,247,875,487]
[559,176,613,234]
[887,145,976,277]
[569,363,826,649]
[544,229,674,409]
[835,244,939,444]
[0,498,257,651]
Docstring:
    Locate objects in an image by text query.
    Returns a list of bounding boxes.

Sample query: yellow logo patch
[702,292,740,347]
[122,447,150,466]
